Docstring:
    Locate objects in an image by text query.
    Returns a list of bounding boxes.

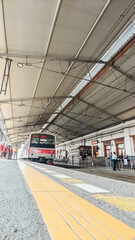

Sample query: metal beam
[41,128,70,142]
[40,1,111,126]
[61,112,96,131]
[1,114,40,122]
[44,128,72,142]
[115,106,135,116]
[28,0,62,126]
[8,131,31,137]
[0,1,111,63]
[0,52,111,63]
[0,58,12,95]
[112,64,135,82]
[79,98,120,122]
[0,96,73,104]
[1,0,8,53]
[50,122,79,137]
[44,65,135,93]
[0,53,134,82]
[68,111,116,122]
[5,124,38,131]
[45,36,135,130]
[10,135,28,139]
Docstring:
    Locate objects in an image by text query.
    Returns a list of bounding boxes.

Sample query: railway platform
[0,158,135,240]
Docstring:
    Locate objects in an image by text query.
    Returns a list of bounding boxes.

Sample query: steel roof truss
[50,122,79,137]
[78,98,120,122]
[61,112,96,131]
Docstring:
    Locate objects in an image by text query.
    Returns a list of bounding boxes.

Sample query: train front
[28,133,55,163]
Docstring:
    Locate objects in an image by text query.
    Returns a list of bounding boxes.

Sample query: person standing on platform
[9,146,13,159]
[14,145,18,160]
[7,145,10,159]
[3,145,7,159]
[112,152,117,171]
[0,143,4,158]
[116,155,120,170]
[118,154,123,168]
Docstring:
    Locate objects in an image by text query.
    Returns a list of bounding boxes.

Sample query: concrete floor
[0,159,135,240]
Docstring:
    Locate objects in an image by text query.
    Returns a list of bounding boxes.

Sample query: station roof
[0,0,135,144]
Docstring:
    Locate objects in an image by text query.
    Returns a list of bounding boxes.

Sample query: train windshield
[30,134,55,149]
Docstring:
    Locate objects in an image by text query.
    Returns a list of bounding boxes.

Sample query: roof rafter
[79,98,120,122]
[45,36,135,131]
[0,96,73,104]
[61,112,96,131]
[50,122,79,137]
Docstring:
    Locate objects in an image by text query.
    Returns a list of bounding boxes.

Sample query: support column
[124,129,133,156]
[111,140,116,153]
[98,137,102,156]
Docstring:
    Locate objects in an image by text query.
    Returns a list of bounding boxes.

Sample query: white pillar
[124,129,132,156]
[98,137,103,156]
[131,137,134,155]
[111,140,116,153]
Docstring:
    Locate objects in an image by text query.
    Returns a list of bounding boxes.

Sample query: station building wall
[56,119,135,158]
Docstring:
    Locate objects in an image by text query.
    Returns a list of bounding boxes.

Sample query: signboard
[106,146,111,149]
[41,135,46,138]
[118,144,124,148]
[33,135,39,138]
[91,140,98,144]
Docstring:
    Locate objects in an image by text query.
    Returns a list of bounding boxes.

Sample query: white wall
[56,119,135,157]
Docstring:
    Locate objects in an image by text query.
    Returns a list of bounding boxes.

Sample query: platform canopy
[0,0,135,144]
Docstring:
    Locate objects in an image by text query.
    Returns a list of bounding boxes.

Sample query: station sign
[91,140,98,144]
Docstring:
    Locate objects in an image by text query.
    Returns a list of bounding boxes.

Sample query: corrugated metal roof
[0,0,134,143]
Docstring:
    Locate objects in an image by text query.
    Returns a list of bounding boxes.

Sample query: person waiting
[9,146,13,159]
[111,152,117,171]
[14,145,18,160]
[118,154,123,168]
[3,145,7,159]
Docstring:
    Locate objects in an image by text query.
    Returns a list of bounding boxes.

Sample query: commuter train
[20,132,55,163]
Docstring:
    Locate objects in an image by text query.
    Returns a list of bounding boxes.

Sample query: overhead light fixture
[0,58,12,95]
[17,63,23,68]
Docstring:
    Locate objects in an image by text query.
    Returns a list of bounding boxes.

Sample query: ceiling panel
[10,59,42,99]
[48,0,108,57]
[4,0,58,54]
[0,0,134,144]
[1,104,12,118]
[79,0,135,59]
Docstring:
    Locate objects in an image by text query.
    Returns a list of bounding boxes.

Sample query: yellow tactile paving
[94,194,135,212]
[19,161,135,240]
[62,178,84,184]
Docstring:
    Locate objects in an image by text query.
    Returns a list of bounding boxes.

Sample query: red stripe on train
[28,148,55,154]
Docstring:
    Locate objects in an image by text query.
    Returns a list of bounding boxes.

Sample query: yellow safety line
[61,178,84,184]
[94,194,135,212]
[19,162,135,240]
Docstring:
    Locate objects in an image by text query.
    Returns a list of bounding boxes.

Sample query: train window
[40,138,47,144]
[39,134,55,148]
[30,134,55,149]
[31,134,39,144]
